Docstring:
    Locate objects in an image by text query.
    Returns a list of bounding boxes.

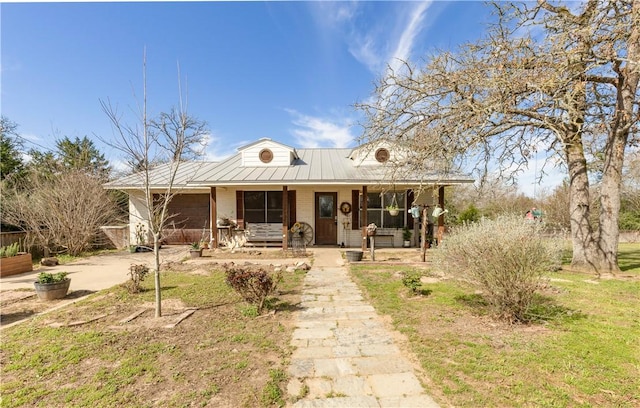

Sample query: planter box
[34,278,71,300]
[0,253,33,277]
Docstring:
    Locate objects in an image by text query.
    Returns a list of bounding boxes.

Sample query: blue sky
[1,1,560,196]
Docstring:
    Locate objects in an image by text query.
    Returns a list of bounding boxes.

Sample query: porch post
[437,185,445,245]
[361,185,368,251]
[210,187,218,249]
[282,186,289,250]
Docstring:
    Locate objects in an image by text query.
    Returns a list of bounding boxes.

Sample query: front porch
[203,184,448,251]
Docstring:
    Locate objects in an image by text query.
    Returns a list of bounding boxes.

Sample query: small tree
[100,52,208,318]
[2,171,119,256]
[432,214,562,323]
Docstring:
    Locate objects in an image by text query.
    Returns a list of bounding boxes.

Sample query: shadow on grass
[66,289,96,299]
[266,297,304,313]
[455,293,587,324]
[408,288,433,297]
[1,310,38,326]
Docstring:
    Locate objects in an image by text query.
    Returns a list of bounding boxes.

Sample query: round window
[259,149,273,163]
[375,148,390,163]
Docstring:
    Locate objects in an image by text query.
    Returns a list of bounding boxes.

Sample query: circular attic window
[375,148,390,163]
[259,148,274,163]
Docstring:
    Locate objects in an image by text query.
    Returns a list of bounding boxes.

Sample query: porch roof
[104,147,474,190]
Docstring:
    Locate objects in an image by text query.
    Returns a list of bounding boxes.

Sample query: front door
[315,192,337,245]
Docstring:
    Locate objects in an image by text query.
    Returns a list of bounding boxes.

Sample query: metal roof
[105,146,474,190]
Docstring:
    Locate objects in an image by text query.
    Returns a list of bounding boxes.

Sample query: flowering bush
[433,214,562,322]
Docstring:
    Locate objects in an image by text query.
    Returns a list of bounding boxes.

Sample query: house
[104,138,474,249]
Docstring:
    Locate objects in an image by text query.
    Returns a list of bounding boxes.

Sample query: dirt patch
[202,248,313,259]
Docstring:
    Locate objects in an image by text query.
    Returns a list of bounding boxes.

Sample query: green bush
[433,214,562,322]
[36,272,68,284]
[401,270,422,295]
[457,204,481,224]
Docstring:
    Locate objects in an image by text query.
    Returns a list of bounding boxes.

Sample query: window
[375,148,390,163]
[361,191,406,228]
[244,191,282,223]
[259,149,273,163]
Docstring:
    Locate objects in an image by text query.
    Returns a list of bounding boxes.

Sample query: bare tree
[100,53,208,317]
[358,0,639,276]
[2,171,119,256]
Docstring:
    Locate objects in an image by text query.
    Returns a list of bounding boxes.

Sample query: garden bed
[0,253,33,277]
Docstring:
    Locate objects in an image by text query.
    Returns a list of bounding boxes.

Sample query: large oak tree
[358,0,639,275]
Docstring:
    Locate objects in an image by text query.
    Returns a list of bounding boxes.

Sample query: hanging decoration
[432,205,448,218]
[385,192,400,216]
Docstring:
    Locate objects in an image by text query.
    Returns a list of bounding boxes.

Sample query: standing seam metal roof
[104,147,474,189]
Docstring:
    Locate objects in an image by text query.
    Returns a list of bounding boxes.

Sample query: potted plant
[0,242,33,277]
[189,242,202,258]
[34,272,71,300]
[386,205,400,216]
[402,226,412,247]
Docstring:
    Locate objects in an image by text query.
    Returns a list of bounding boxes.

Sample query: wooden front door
[315,192,337,245]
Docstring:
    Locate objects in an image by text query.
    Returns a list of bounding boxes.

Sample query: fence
[0,231,27,248]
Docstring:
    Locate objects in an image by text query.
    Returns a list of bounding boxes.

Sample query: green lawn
[350,243,640,407]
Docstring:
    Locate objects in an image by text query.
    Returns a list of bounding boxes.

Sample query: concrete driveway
[0,246,189,293]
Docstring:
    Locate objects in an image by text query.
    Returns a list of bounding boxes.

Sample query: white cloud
[308,1,432,75]
[347,2,432,74]
[388,2,431,74]
[286,109,356,148]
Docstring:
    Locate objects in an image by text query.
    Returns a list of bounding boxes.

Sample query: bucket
[345,250,363,262]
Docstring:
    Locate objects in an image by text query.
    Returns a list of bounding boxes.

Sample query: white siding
[350,140,408,167]
[128,191,151,245]
[241,140,295,167]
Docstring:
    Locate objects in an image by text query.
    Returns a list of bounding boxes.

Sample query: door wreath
[339,202,352,215]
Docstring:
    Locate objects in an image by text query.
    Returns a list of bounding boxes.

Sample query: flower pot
[403,240,411,248]
[189,249,202,258]
[345,250,363,262]
[34,278,71,300]
[387,208,399,216]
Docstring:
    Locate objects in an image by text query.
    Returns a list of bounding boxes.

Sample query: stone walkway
[286,249,439,408]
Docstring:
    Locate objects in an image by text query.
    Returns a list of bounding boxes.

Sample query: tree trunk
[565,138,601,273]
[154,233,162,318]
[592,0,639,276]
[597,128,625,276]
[421,207,428,263]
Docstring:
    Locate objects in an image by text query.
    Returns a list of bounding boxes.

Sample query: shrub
[433,214,562,323]
[457,204,481,225]
[402,270,422,295]
[126,263,149,293]
[224,265,281,314]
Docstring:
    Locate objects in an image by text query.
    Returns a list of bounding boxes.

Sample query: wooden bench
[368,233,395,248]
[244,223,284,247]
